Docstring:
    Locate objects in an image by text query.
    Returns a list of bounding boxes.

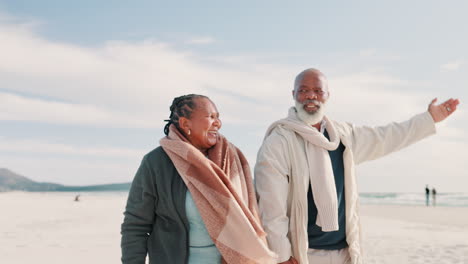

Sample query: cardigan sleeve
[350,111,436,165]
[121,156,158,264]
[254,129,293,263]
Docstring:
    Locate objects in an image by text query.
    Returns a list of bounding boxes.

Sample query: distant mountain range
[0,168,131,192]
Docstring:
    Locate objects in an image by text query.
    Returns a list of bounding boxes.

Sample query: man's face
[292,72,329,115]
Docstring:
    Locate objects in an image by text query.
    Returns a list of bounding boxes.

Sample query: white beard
[295,100,326,126]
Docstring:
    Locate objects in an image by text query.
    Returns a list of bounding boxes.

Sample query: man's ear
[178,117,191,133]
[324,90,330,100]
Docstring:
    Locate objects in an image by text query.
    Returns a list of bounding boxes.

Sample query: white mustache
[302,99,322,106]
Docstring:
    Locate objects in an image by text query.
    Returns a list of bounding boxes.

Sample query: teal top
[185,190,222,264]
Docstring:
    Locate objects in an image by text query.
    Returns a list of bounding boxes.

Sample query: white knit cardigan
[254,112,436,264]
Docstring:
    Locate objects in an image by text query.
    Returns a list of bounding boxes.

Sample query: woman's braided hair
[164,94,209,135]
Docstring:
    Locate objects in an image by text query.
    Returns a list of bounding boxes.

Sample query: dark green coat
[121,147,189,264]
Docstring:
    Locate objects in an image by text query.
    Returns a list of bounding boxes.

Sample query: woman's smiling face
[184,97,222,153]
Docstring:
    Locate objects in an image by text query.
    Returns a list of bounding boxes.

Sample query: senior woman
[121,94,276,264]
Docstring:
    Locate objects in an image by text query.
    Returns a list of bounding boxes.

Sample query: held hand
[278,256,299,264]
[428,98,460,123]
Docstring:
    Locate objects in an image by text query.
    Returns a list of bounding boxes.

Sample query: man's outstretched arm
[350,98,460,164]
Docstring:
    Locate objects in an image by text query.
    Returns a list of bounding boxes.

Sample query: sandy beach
[0,192,127,264]
[361,204,468,264]
[1,192,467,264]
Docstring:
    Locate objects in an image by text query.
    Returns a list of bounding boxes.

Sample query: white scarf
[264,107,340,231]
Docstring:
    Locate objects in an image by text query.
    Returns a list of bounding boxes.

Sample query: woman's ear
[178,117,191,134]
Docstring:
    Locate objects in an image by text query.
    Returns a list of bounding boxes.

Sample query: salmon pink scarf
[160,125,277,264]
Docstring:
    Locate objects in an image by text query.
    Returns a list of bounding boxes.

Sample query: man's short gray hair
[294,68,328,90]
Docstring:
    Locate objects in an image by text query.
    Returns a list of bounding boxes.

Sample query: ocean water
[52,191,468,207]
[359,192,468,207]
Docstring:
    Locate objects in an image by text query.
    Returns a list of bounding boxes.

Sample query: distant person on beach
[74,195,80,202]
[121,94,276,264]
[425,185,430,206]
[254,68,460,264]
[432,188,437,206]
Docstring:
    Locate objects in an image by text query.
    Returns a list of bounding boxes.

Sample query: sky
[0,1,466,192]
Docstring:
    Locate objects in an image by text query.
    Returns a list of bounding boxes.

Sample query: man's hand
[428,98,460,123]
[278,256,299,264]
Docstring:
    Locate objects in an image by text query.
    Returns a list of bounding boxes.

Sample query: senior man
[254,68,459,264]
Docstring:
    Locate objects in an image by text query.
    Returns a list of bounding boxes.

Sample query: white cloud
[0,16,433,130]
[0,137,146,158]
[440,61,462,72]
[359,49,377,57]
[186,36,216,45]
[0,13,467,191]
[0,18,296,127]
[326,71,426,124]
[0,91,159,128]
